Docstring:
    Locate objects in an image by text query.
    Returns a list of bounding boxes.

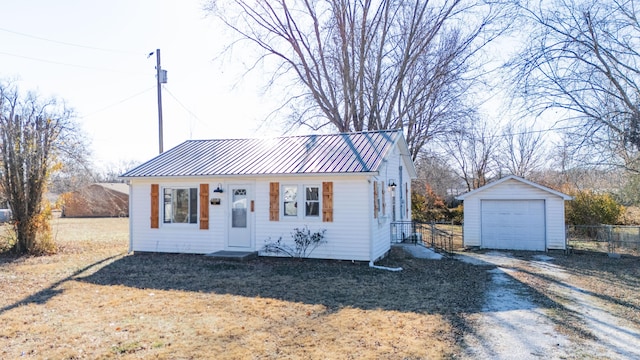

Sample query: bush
[412,186,448,222]
[262,226,327,258]
[449,204,464,225]
[565,190,623,225]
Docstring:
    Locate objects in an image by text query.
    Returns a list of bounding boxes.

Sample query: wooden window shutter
[269,182,279,221]
[373,181,379,218]
[405,183,409,218]
[322,181,333,222]
[382,181,386,215]
[150,184,159,229]
[199,184,209,230]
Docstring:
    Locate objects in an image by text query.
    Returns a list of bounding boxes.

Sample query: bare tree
[207,0,511,159]
[441,118,500,191]
[0,82,86,254]
[509,0,640,172]
[497,121,547,178]
[97,160,140,183]
[414,152,462,201]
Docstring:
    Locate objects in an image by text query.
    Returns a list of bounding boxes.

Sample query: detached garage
[456,175,572,251]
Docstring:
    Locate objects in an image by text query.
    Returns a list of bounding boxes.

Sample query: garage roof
[456,175,572,200]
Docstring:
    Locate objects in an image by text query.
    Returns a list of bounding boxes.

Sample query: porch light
[213,183,224,193]
[388,179,397,189]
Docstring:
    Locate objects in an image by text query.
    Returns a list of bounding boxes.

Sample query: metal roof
[121,130,403,178]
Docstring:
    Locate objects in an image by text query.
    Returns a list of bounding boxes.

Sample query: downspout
[369,261,403,272]
[368,177,375,263]
[399,164,404,221]
[127,181,133,253]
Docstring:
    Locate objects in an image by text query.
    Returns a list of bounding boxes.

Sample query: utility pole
[155,49,167,154]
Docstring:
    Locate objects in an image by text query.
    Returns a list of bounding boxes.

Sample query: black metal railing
[391,221,461,254]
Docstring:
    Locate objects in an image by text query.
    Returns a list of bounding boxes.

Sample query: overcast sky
[1,0,286,169]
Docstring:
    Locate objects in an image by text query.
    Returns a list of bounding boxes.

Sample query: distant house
[456,175,572,251]
[62,183,129,218]
[120,130,417,261]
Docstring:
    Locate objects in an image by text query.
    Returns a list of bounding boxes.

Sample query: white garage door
[481,200,546,251]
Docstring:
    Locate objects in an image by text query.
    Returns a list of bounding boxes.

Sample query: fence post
[607,225,613,254]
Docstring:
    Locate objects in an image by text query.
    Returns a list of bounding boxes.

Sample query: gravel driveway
[453,251,640,360]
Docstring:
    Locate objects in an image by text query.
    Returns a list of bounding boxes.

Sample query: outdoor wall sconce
[213,183,224,193]
[388,179,397,189]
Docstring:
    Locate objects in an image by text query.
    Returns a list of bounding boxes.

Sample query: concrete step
[205,250,258,261]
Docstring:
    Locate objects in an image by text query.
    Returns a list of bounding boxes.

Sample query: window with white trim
[305,186,320,217]
[163,187,198,224]
[281,184,321,219]
[283,185,298,217]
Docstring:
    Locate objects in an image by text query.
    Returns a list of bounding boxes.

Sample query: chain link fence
[566,225,640,256]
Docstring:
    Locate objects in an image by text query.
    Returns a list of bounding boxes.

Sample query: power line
[162,86,209,129]
[0,26,141,55]
[80,86,156,119]
[0,50,141,75]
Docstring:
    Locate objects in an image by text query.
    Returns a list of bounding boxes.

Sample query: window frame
[282,184,299,218]
[162,186,198,225]
[280,183,322,220]
[304,185,321,218]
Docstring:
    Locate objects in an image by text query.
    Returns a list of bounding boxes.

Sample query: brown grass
[0,218,490,359]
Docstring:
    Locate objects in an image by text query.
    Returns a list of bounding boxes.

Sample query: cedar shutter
[405,183,409,218]
[269,182,279,221]
[150,184,159,229]
[322,181,333,222]
[373,181,379,218]
[199,184,209,230]
[382,181,386,215]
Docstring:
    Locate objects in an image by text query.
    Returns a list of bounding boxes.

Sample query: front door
[228,185,252,248]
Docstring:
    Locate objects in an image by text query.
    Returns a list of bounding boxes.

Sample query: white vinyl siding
[129,179,223,254]
[256,176,371,261]
[460,178,568,251]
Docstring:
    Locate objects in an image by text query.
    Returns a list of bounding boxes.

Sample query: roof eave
[120,171,381,181]
[456,175,572,200]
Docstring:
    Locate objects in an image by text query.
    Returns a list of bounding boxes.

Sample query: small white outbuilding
[456,175,572,251]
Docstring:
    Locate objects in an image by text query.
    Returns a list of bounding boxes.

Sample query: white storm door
[228,185,252,248]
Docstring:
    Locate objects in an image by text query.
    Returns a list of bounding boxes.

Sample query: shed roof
[121,130,415,178]
[455,175,572,200]
[94,183,129,194]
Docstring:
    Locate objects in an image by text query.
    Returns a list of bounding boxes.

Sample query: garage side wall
[462,179,567,250]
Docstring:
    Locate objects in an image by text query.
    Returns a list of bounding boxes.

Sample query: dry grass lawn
[0,217,490,359]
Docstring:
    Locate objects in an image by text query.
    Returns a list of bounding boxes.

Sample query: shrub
[412,185,448,222]
[565,190,623,225]
[449,204,464,225]
[262,226,327,258]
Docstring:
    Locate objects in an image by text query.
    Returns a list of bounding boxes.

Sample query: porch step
[205,250,258,261]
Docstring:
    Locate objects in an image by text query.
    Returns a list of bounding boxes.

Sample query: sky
[0,0,285,169]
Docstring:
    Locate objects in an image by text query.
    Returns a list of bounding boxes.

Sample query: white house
[456,175,572,251]
[120,130,417,261]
